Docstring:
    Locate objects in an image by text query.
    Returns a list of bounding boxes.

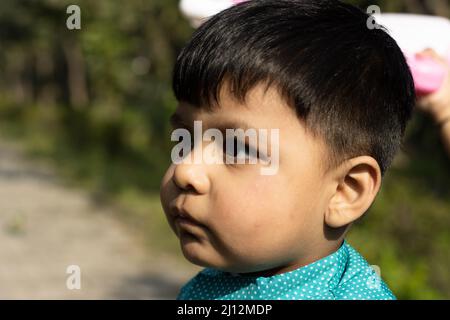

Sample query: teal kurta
[177,240,395,300]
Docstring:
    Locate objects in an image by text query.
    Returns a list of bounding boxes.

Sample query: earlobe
[325,156,382,228]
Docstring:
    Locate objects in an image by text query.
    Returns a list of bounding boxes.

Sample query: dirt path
[0,141,198,299]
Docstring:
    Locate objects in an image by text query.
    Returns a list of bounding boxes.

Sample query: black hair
[172,0,416,175]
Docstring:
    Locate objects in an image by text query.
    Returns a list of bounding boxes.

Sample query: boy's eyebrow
[169,112,254,132]
[209,119,254,133]
[169,112,193,130]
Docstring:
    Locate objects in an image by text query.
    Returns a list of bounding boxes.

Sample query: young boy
[160,0,415,300]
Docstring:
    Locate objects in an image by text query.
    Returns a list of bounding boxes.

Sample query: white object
[375,13,450,94]
[179,0,243,27]
[375,13,450,57]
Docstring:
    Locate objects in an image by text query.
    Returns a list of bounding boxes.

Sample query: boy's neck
[237,240,344,278]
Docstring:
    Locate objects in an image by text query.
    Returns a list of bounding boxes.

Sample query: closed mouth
[171,204,201,226]
[175,217,205,242]
[175,216,206,240]
[175,215,201,227]
[169,203,207,241]
[178,228,201,244]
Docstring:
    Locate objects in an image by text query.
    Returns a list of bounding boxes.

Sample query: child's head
[160,0,415,274]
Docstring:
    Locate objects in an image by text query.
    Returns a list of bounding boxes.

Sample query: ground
[0,141,199,299]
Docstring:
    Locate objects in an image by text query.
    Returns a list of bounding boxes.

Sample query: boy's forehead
[174,83,294,127]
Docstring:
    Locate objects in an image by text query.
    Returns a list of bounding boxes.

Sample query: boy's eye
[223,137,258,163]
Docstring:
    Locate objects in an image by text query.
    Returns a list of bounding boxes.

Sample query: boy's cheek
[211,186,279,235]
[161,164,175,186]
[159,178,171,212]
[159,168,178,225]
[160,164,178,197]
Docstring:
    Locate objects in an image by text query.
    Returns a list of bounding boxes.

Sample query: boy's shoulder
[331,242,396,300]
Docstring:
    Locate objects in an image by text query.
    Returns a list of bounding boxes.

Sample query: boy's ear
[325,156,382,228]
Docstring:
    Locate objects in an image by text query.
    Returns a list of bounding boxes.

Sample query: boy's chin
[179,238,236,272]
[178,235,275,274]
[179,232,214,266]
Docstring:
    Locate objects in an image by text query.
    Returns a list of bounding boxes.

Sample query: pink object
[374,14,450,95]
[405,52,450,96]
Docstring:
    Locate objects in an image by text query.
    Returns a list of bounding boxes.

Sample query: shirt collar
[201,240,349,298]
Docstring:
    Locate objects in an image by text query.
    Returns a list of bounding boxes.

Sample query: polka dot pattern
[177,240,395,300]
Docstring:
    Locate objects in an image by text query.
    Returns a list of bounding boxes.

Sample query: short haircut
[172,0,416,175]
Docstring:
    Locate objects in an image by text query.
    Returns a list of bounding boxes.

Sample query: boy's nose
[172,148,211,194]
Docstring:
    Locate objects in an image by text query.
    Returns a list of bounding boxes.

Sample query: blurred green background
[0,0,449,299]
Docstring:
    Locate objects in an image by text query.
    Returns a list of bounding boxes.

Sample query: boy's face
[160,83,337,274]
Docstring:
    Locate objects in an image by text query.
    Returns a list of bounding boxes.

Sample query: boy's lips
[176,216,201,229]
[170,205,202,228]
[171,206,207,241]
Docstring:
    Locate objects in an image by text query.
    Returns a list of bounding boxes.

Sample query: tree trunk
[62,38,89,109]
